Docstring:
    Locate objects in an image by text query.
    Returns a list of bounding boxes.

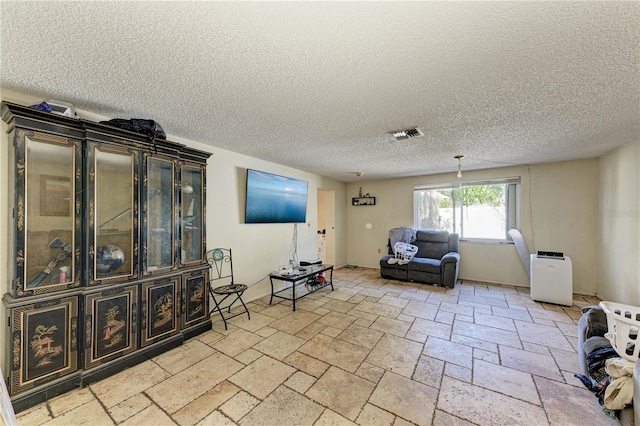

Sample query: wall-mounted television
[245,169,308,224]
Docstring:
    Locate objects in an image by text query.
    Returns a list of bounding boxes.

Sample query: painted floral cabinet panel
[181,269,209,329]
[141,278,180,347]
[7,295,79,396]
[83,284,138,369]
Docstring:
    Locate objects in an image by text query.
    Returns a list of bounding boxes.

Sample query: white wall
[0,89,347,377]
[200,146,347,302]
[597,139,640,305]
[347,159,599,293]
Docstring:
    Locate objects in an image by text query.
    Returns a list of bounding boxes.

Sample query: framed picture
[9,296,79,395]
[40,175,71,216]
[182,272,208,328]
[141,278,179,346]
[84,285,138,369]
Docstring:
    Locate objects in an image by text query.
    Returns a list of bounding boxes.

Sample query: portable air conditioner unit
[530,253,573,306]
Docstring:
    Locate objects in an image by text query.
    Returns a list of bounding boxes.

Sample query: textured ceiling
[1,2,639,182]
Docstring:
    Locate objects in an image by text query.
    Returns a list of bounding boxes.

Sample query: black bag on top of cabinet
[100,118,167,140]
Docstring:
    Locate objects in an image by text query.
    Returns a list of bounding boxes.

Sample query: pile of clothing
[576,306,635,418]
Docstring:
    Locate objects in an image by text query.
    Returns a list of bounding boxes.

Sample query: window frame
[413,177,521,243]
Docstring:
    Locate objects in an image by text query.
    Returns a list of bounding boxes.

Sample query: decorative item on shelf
[359,187,363,197]
[59,266,70,283]
[352,195,376,206]
[96,245,125,274]
[27,237,73,288]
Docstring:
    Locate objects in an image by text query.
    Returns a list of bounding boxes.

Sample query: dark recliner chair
[379,229,460,288]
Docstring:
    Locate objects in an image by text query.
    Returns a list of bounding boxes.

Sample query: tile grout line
[25,270,596,425]
[88,385,118,425]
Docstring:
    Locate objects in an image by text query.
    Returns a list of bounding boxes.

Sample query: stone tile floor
[16,268,619,425]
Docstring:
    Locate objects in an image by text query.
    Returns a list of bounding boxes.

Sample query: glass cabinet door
[180,165,204,264]
[90,146,137,283]
[144,157,176,273]
[19,134,81,295]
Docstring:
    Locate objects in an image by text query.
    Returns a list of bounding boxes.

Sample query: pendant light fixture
[454,155,464,179]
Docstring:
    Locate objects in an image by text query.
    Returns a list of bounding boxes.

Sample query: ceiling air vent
[390,127,424,141]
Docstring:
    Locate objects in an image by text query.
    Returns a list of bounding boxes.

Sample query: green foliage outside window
[438,185,504,208]
[414,178,519,240]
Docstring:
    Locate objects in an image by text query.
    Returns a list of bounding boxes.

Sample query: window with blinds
[413,177,520,242]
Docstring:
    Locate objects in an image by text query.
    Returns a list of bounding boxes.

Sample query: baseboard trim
[459,277,528,288]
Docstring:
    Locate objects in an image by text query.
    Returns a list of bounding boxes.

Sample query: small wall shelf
[352,196,376,206]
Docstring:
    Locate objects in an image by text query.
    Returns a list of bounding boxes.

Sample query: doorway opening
[317,189,335,265]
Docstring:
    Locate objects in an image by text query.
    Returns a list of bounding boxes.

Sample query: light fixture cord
[291,223,299,269]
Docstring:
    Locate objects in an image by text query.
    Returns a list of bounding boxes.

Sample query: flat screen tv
[245,169,308,224]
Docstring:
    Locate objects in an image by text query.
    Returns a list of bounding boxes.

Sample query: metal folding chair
[206,248,250,330]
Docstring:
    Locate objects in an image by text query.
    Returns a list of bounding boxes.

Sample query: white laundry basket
[599,301,640,362]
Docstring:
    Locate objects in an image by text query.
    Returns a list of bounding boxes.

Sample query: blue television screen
[245,169,308,223]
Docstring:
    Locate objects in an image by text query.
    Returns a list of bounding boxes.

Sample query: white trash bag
[387,242,419,265]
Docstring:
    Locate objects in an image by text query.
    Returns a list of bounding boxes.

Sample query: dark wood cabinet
[1,102,212,411]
